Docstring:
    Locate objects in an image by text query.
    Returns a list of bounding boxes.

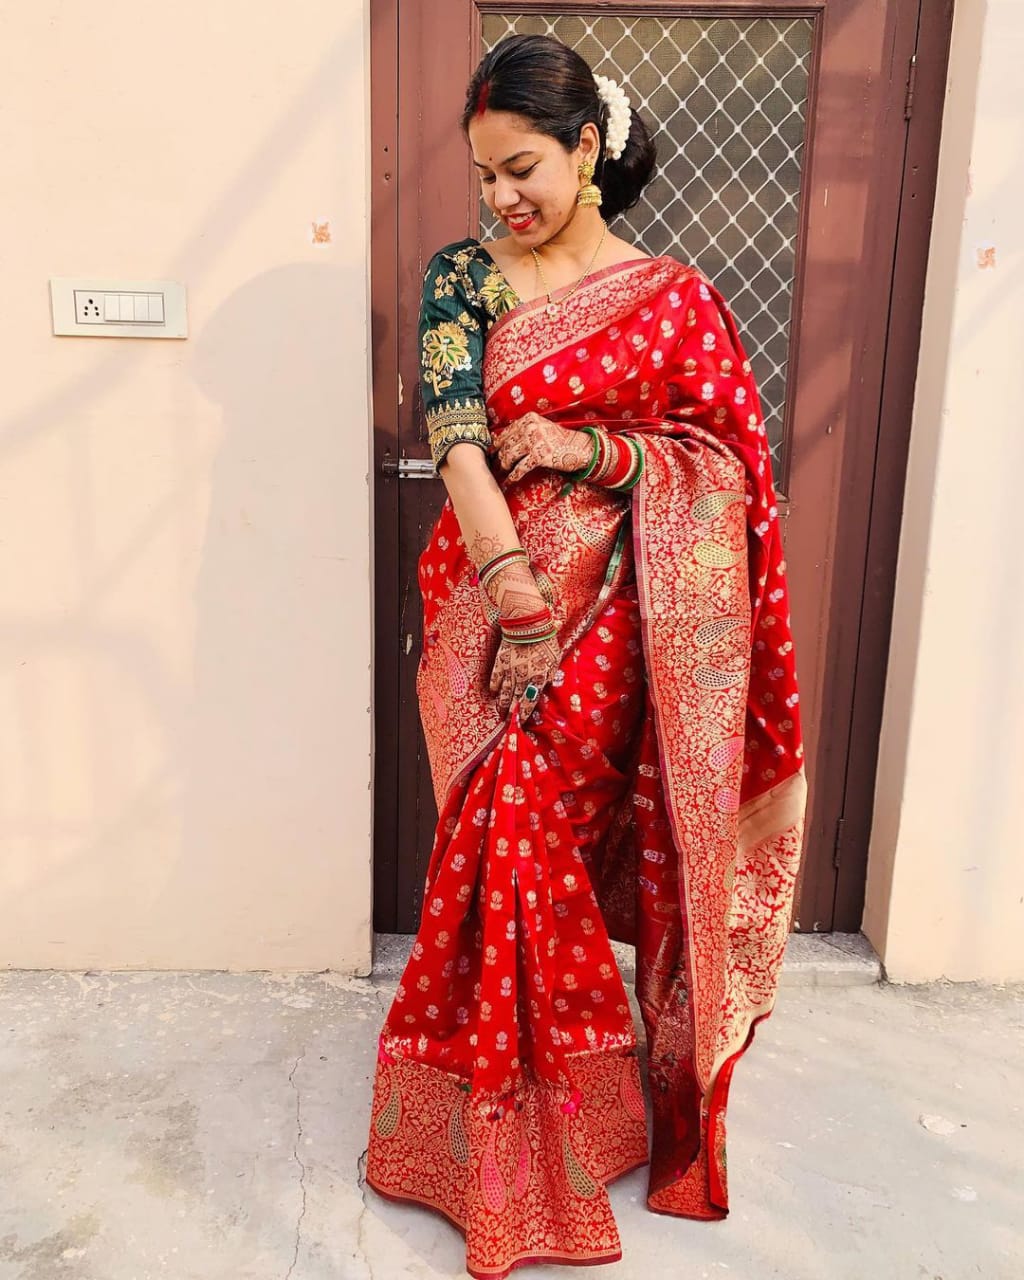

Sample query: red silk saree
[367,250,806,1278]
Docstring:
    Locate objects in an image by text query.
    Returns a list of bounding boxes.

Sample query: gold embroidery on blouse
[478,268,518,319]
[429,420,491,458]
[426,399,491,467]
[433,271,456,300]
[426,402,489,436]
[432,245,520,328]
[421,321,472,396]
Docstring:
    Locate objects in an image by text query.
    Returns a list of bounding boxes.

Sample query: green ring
[524,683,539,701]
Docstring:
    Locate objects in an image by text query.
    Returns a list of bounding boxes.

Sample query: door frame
[368,0,955,933]
[369,0,400,930]
[828,0,953,927]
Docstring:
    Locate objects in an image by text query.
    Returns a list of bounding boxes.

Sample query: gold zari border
[426,398,491,467]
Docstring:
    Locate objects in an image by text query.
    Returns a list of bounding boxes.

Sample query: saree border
[483,250,678,337]
[483,258,694,392]
[738,771,807,855]
[630,438,750,1096]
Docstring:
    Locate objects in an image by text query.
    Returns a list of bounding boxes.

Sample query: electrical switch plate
[50,278,187,338]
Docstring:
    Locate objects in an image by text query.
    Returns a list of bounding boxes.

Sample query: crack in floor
[283,1050,308,1280]
[355,1147,375,1280]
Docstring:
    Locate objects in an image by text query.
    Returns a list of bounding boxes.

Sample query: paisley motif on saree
[366,254,806,1278]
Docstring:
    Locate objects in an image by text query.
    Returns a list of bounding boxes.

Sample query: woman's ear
[576,121,601,167]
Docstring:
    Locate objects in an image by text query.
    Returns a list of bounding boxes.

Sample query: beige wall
[864,0,1024,982]
[0,2,374,971]
[4,1,1021,983]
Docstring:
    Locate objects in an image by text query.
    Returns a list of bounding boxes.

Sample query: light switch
[51,279,187,338]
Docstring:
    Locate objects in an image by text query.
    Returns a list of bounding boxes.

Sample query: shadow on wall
[171,261,368,964]
[0,20,370,968]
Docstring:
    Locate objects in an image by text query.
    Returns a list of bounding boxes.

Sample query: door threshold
[372,931,882,989]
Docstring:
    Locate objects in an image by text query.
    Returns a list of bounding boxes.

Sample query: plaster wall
[5,0,1022,983]
[0,2,374,971]
[864,0,1024,981]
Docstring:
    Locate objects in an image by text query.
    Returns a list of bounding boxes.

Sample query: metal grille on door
[479,13,813,475]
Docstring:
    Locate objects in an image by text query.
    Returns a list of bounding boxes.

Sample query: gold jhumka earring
[577,159,602,207]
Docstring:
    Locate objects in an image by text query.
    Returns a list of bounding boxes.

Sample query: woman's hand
[497,412,594,485]
[489,632,561,720]
[484,557,560,719]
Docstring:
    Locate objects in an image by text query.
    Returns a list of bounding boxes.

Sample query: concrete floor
[1,968,1021,1280]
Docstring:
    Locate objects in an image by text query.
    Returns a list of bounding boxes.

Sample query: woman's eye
[479,164,536,186]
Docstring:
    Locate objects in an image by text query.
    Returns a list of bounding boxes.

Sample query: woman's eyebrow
[472,151,537,169]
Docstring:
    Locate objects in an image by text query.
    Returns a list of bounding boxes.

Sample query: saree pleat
[369,586,650,1274]
[367,253,806,1278]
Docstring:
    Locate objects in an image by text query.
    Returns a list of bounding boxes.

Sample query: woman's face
[468,111,599,246]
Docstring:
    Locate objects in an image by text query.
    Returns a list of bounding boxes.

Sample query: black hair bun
[600,108,657,221]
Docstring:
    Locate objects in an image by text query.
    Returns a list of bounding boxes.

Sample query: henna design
[499,589,546,618]
[488,633,561,716]
[499,412,594,484]
[468,531,507,566]
[483,563,545,617]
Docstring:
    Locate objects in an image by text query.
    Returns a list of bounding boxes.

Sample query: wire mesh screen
[478,13,814,473]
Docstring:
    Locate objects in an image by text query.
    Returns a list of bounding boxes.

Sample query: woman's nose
[493,177,521,211]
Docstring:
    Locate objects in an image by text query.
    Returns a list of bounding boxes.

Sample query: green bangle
[502,628,558,645]
[479,546,527,577]
[567,427,602,483]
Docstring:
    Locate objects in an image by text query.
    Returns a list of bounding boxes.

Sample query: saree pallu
[367,257,806,1278]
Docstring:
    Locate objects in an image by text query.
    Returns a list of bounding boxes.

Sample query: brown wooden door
[371,0,952,933]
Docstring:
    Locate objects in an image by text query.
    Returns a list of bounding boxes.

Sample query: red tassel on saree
[367,256,806,1278]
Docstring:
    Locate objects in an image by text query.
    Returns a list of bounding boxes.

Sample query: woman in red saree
[367,35,805,1278]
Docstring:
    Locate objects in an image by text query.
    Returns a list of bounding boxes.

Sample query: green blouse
[419,239,520,469]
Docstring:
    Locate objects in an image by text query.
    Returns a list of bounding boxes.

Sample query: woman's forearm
[440,443,525,568]
[439,443,546,616]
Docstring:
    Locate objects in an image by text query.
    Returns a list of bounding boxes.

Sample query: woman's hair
[461,34,657,222]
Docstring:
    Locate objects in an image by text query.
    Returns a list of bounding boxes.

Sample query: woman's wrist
[569,429,645,492]
[602,435,644,490]
[478,546,529,593]
[569,427,603,482]
[483,558,546,617]
[498,602,557,645]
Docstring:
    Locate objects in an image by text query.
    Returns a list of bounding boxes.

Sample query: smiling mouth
[505,211,538,230]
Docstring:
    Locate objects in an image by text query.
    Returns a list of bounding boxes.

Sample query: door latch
[381,455,437,479]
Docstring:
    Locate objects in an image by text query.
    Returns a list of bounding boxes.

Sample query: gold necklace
[531,224,608,317]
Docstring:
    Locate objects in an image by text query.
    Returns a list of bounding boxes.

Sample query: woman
[367,34,806,1279]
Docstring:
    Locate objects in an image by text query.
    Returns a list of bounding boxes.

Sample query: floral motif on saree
[367,244,806,1279]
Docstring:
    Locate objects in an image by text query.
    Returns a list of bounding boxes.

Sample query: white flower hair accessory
[593,73,631,161]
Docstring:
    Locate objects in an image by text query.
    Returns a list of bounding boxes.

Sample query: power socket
[50,278,187,338]
[75,292,104,324]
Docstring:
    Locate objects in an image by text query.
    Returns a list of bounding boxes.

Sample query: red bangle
[599,436,632,487]
[500,608,551,627]
[611,438,644,490]
[586,435,643,490]
[499,602,556,644]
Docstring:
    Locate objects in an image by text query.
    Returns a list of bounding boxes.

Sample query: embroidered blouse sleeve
[419,249,491,470]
